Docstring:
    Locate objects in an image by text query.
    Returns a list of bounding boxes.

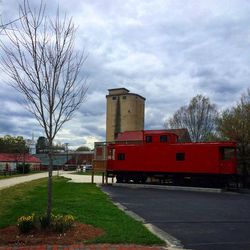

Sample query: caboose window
[220,147,235,160]
[176,152,185,161]
[160,135,168,142]
[118,153,125,160]
[145,136,152,143]
[108,148,115,160]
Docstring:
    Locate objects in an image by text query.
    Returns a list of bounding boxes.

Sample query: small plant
[39,213,50,230]
[16,163,30,174]
[17,213,35,233]
[51,214,75,233]
[17,213,75,233]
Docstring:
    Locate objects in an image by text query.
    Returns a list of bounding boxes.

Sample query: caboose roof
[116,131,143,141]
[165,128,191,142]
[115,130,179,142]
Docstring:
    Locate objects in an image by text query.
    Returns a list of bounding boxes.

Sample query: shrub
[17,214,35,233]
[51,214,75,233]
[16,163,30,174]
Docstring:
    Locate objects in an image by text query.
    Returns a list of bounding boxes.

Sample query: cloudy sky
[0,0,249,149]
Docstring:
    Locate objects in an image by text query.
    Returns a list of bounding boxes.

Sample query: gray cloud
[0,0,250,148]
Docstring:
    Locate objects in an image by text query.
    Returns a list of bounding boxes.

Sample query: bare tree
[1,0,88,224]
[0,16,25,32]
[217,89,250,186]
[0,0,26,33]
[165,95,218,142]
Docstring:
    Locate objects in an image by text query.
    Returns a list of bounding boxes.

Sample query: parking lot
[101,185,250,250]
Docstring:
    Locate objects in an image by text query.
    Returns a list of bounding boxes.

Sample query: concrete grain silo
[106,88,145,142]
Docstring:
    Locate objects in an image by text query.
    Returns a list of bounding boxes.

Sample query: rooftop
[0,153,41,163]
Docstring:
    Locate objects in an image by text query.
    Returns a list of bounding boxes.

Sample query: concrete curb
[113,201,185,250]
[145,223,185,250]
[112,183,223,193]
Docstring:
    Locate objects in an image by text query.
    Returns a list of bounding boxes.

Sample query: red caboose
[106,130,237,186]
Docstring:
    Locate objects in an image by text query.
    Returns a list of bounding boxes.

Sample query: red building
[0,153,41,171]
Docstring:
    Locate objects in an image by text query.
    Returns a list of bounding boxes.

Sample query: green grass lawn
[0,177,164,245]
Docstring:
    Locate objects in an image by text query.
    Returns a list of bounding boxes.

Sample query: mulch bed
[0,222,104,246]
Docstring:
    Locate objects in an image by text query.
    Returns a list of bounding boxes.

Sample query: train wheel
[124,176,130,183]
[116,174,123,183]
[141,176,147,184]
[133,176,140,183]
[173,175,184,186]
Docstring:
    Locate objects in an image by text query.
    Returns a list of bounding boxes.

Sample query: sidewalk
[0,171,105,190]
[0,172,50,190]
[60,171,105,184]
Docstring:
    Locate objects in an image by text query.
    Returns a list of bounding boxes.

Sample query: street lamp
[65,143,69,170]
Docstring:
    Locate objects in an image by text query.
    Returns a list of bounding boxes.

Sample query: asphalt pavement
[101,184,250,250]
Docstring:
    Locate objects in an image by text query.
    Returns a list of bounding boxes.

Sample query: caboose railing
[91,159,107,183]
[92,140,142,183]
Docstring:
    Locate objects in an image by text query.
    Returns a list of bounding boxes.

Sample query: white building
[26,135,36,155]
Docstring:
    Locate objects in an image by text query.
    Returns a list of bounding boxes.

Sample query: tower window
[123,96,127,100]
[112,96,117,100]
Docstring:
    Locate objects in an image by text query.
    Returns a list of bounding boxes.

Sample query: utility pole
[65,143,69,171]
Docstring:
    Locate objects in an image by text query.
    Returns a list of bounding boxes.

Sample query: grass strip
[0,177,164,245]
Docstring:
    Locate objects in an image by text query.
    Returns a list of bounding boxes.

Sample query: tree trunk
[47,144,53,225]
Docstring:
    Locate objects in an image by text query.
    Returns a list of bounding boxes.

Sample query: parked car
[63,165,77,171]
[83,164,92,172]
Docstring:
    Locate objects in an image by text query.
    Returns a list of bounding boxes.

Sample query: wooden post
[91,170,94,183]
[105,173,108,184]
[92,159,107,184]
[102,172,105,184]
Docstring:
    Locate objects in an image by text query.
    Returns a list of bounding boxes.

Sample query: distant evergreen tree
[36,136,49,154]
[75,146,91,152]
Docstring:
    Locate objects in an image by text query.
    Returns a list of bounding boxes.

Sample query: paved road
[101,185,250,250]
[0,171,105,190]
